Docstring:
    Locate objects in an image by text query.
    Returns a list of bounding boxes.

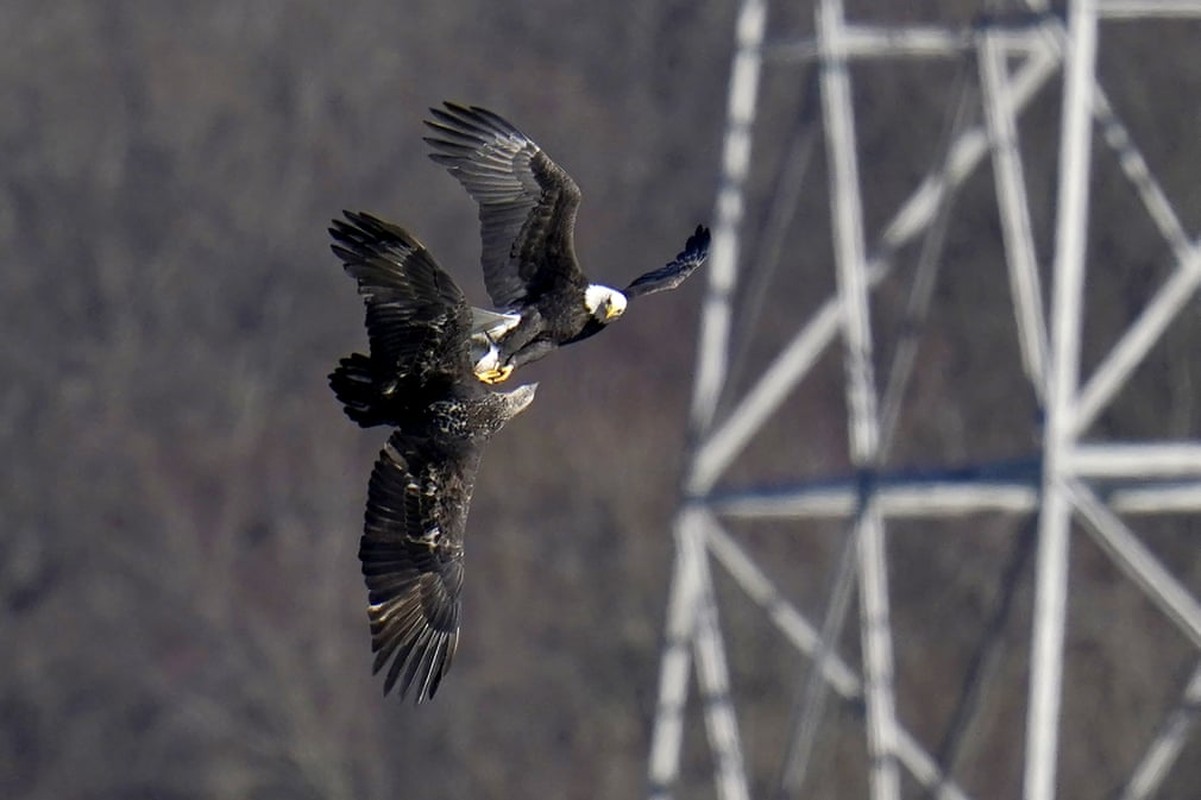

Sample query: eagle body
[329,210,537,702]
[424,102,711,383]
[476,290,606,375]
[330,351,533,443]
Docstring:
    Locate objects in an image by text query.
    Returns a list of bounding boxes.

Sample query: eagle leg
[505,338,558,372]
[493,309,545,359]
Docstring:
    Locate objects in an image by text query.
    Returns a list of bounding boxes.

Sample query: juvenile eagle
[329,210,537,702]
[424,102,711,383]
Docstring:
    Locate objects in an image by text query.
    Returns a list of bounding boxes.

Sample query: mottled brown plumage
[329,210,536,702]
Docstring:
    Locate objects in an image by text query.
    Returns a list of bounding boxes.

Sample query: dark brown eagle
[424,102,711,383]
[329,211,537,702]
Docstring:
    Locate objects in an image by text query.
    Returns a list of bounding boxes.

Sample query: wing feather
[330,211,474,383]
[424,102,585,309]
[359,432,473,703]
[624,225,712,299]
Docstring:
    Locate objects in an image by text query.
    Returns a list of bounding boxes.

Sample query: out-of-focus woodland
[3,1,1201,798]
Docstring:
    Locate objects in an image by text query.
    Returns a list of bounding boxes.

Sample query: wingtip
[423,100,527,145]
[427,100,466,119]
[334,209,376,233]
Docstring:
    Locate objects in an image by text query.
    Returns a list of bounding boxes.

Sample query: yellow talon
[476,364,514,385]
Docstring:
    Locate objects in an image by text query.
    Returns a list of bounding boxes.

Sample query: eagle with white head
[424,102,711,383]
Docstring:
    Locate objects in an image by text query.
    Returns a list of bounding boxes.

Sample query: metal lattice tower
[648,2,1201,799]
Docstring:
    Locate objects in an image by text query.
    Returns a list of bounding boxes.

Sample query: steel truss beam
[649,3,1201,799]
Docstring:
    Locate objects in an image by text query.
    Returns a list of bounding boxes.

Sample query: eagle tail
[329,353,391,428]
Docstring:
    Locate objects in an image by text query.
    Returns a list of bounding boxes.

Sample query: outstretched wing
[424,102,585,309]
[624,225,712,300]
[330,211,473,382]
[359,431,477,703]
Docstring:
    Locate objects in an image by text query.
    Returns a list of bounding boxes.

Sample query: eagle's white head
[584,284,628,323]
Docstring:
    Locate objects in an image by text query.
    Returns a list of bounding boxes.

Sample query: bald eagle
[329,210,537,702]
[424,102,711,384]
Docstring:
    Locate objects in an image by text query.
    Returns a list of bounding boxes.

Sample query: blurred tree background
[2,1,1200,798]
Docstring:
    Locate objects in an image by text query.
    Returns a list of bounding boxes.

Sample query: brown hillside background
[3,2,1200,798]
